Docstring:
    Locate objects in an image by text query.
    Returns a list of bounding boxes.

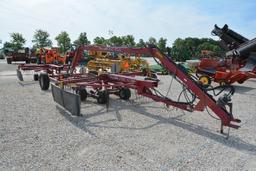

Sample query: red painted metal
[197,58,256,85]
[62,45,241,129]
[17,45,241,130]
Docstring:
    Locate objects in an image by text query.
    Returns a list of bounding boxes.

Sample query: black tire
[219,80,228,86]
[39,73,50,90]
[31,58,37,64]
[77,89,87,101]
[237,80,244,84]
[7,58,12,64]
[25,59,30,64]
[119,88,131,100]
[97,90,109,104]
[89,70,98,76]
[33,74,39,81]
[150,73,158,79]
[36,57,41,64]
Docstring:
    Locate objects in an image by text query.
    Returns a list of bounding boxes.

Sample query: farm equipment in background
[17,44,241,134]
[197,24,256,86]
[85,50,150,75]
[5,48,37,64]
[211,24,248,50]
[0,49,5,59]
[35,47,69,64]
[149,64,168,75]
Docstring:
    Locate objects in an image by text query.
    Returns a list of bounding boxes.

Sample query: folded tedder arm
[149,46,241,129]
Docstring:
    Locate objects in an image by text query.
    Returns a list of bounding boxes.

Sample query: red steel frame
[57,45,241,129]
[17,45,241,131]
[197,58,256,85]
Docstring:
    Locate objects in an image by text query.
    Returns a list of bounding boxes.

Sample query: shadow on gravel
[56,105,115,137]
[247,79,256,83]
[56,98,256,155]
[233,85,255,94]
[18,81,37,86]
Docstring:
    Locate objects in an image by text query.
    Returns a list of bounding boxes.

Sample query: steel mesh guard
[51,84,81,116]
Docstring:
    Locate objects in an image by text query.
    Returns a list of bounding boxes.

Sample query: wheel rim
[220,81,226,86]
[200,76,209,85]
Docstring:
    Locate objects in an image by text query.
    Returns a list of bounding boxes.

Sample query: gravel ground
[0,60,256,171]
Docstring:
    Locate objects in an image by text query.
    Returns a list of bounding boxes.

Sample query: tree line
[1,30,223,61]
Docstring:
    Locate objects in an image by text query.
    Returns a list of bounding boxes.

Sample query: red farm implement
[197,24,256,87]
[17,44,241,133]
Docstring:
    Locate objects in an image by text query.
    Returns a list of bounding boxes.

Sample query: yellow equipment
[86,51,149,74]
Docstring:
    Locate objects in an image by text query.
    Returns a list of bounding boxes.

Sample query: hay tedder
[17,45,241,134]
[197,24,256,87]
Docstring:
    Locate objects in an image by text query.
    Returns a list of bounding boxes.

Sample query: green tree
[136,39,146,48]
[158,37,167,52]
[3,42,13,49]
[171,37,223,61]
[122,35,135,46]
[73,32,90,47]
[147,37,157,45]
[166,46,172,56]
[3,33,26,50]
[55,31,71,53]
[198,42,221,52]
[108,36,123,46]
[93,37,107,45]
[32,29,52,48]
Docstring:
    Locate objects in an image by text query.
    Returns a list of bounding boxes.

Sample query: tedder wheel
[39,73,50,90]
[77,89,87,101]
[199,75,211,88]
[237,80,244,84]
[89,70,98,76]
[6,58,12,64]
[97,90,109,104]
[219,80,227,86]
[33,74,39,81]
[119,88,131,100]
[150,73,158,79]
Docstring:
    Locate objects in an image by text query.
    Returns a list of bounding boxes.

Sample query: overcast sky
[0,0,255,47]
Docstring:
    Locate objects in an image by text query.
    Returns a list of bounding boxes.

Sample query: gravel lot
[0,59,256,171]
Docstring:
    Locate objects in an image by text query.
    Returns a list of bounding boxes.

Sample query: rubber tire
[97,90,108,104]
[89,70,98,76]
[119,88,131,100]
[77,89,87,101]
[199,75,211,88]
[7,58,12,64]
[219,80,227,86]
[33,74,39,81]
[237,80,244,84]
[25,59,30,64]
[150,73,158,79]
[39,73,50,90]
